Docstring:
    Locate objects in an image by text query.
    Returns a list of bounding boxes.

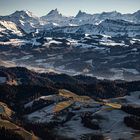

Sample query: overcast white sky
[0,0,140,16]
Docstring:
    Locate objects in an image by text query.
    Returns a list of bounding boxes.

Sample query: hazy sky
[0,0,140,16]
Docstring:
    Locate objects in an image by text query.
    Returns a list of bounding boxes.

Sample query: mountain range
[0,9,140,81]
[0,9,140,35]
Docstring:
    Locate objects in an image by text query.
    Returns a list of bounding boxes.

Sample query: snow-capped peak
[75,10,92,18]
[98,11,122,20]
[47,8,61,16]
[0,10,40,33]
[101,11,121,15]
[41,8,66,25]
[24,10,36,17]
[132,10,140,20]
[42,8,63,20]
[10,10,36,18]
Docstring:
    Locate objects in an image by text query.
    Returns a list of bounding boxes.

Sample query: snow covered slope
[25,89,140,140]
[0,20,23,36]
[0,9,140,36]
[0,10,41,33]
[52,19,140,37]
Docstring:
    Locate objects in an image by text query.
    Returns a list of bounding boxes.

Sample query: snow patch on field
[69,23,78,26]
[0,39,29,47]
[12,55,33,61]
[49,40,62,44]
[98,109,134,140]
[124,91,140,106]
[24,95,63,108]
[0,20,23,36]
[122,68,139,75]
[66,39,78,45]
[27,104,55,123]
[0,77,6,84]
[35,59,46,63]
[100,35,128,47]
[110,68,124,80]
[100,41,127,46]
[43,39,62,47]
[57,116,94,139]
[32,38,41,46]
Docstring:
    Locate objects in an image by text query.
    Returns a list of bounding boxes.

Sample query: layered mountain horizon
[1,9,140,18]
[0,9,140,81]
[0,9,140,34]
[0,5,140,140]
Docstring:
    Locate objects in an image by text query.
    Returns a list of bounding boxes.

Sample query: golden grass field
[53,100,73,113]
[0,102,40,140]
[0,102,14,118]
[59,89,93,103]
[0,119,40,140]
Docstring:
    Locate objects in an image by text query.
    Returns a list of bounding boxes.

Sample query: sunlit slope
[0,119,40,140]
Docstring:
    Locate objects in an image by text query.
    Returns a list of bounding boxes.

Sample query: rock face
[41,9,63,21]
